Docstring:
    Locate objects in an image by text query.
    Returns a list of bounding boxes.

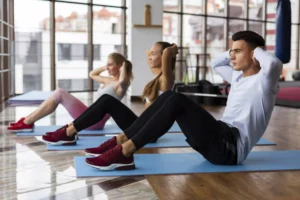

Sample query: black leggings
[73,91,239,165]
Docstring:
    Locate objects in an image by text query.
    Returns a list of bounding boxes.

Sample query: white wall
[128,0,163,97]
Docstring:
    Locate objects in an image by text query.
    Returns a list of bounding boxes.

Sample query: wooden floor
[1,92,300,200]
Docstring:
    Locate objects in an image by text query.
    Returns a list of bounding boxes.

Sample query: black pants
[73,91,239,165]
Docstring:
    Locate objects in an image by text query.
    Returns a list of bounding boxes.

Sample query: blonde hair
[141,42,176,102]
[108,52,134,81]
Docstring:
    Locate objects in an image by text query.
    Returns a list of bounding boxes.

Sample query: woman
[40,42,178,147]
[8,53,133,132]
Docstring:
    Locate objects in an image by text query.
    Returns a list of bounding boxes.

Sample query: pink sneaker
[85,145,135,170]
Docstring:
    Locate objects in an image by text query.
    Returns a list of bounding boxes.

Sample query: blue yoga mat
[74,150,300,177]
[16,123,182,136]
[8,91,53,104]
[47,135,275,151]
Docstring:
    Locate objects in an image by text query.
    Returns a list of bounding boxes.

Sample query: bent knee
[52,88,67,103]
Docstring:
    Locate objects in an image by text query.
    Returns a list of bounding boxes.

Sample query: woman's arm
[89,66,111,84]
[160,44,178,91]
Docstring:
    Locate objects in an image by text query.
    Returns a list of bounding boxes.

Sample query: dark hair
[141,41,176,102]
[232,31,265,49]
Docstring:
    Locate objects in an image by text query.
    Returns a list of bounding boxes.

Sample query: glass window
[207,0,225,16]
[55,2,88,91]
[58,43,71,61]
[267,0,276,22]
[163,0,180,12]
[207,17,226,83]
[14,0,50,93]
[283,25,298,80]
[71,44,84,60]
[248,21,263,36]
[291,0,299,23]
[55,0,88,3]
[249,0,263,20]
[183,15,205,83]
[93,6,122,69]
[163,13,180,44]
[93,0,122,7]
[83,44,101,60]
[265,22,275,53]
[229,0,246,18]
[228,20,245,45]
[183,0,203,14]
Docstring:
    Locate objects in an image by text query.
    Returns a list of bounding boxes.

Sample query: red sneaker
[41,125,77,145]
[9,117,25,126]
[7,118,34,132]
[85,136,117,156]
[85,144,135,170]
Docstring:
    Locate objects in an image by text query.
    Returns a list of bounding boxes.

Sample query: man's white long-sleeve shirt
[211,48,283,163]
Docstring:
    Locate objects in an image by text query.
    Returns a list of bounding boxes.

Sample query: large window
[11,0,300,95]
[13,0,125,94]
[163,0,300,82]
[55,2,89,91]
[14,0,50,93]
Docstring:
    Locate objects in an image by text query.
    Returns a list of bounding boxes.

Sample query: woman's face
[106,57,120,76]
[147,43,163,69]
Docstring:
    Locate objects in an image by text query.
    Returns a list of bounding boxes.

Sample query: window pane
[229,0,246,18]
[248,21,263,36]
[93,6,122,69]
[93,6,123,90]
[55,2,88,91]
[163,0,180,12]
[267,0,276,22]
[183,15,206,82]
[55,0,88,3]
[249,0,263,20]
[14,0,50,94]
[93,0,122,7]
[207,0,225,15]
[163,13,180,44]
[228,19,245,42]
[291,0,299,23]
[265,22,275,53]
[183,0,203,14]
[71,44,84,60]
[283,25,298,81]
[228,19,245,58]
[207,17,226,83]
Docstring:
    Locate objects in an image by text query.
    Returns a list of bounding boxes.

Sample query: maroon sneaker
[45,127,79,140]
[85,136,117,156]
[7,118,34,132]
[41,125,77,145]
[85,144,135,170]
